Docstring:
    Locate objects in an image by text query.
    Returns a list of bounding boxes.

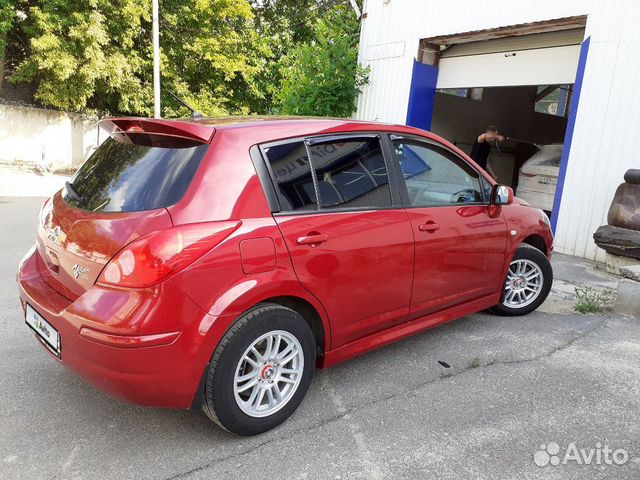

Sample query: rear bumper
[17,249,220,409]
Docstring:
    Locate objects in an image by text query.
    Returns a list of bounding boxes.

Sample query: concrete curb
[616,278,640,318]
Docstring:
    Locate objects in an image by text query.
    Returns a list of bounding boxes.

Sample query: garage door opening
[431,84,572,214]
[407,19,587,218]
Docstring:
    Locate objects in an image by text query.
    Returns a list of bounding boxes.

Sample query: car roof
[189,115,372,127]
[98,115,480,173]
[100,115,446,147]
[170,115,424,138]
[102,115,428,135]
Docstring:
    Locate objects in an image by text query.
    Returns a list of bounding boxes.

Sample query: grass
[574,286,616,314]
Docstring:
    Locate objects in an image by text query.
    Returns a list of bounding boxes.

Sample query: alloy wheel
[233,330,304,418]
[503,259,544,309]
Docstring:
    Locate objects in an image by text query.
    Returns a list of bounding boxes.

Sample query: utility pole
[349,0,361,18]
[152,0,161,118]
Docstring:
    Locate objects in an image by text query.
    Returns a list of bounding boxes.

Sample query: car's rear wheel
[203,303,315,435]
[490,245,553,316]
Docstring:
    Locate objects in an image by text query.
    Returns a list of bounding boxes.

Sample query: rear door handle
[296,233,328,246]
[418,221,441,233]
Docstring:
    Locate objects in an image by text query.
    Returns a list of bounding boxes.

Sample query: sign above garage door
[436,29,584,89]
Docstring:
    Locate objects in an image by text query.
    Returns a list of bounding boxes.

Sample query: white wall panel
[553,2,640,261]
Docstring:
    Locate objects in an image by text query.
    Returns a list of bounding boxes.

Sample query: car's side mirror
[491,185,514,206]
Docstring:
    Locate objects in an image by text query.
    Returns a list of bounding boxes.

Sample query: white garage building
[355,0,640,262]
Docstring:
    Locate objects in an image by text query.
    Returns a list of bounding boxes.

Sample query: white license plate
[538,176,557,185]
[25,304,60,356]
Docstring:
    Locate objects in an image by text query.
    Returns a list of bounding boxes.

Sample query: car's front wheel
[203,303,316,435]
[490,245,553,316]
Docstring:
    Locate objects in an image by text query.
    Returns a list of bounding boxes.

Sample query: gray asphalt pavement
[1,197,639,480]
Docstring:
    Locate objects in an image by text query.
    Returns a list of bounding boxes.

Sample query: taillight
[38,196,53,228]
[97,221,241,288]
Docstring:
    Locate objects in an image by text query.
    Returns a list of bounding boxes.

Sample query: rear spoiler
[100,117,215,143]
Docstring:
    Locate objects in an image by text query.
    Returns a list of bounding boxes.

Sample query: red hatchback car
[17,117,553,435]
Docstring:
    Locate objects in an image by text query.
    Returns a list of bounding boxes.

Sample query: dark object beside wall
[594,169,640,259]
[624,169,640,184]
[594,225,640,259]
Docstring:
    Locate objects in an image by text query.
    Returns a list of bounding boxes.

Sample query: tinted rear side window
[309,139,391,209]
[263,138,392,211]
[262,141,317,211]
[65,136,208,212]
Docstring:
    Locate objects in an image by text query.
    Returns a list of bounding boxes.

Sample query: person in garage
[470,125,505,180]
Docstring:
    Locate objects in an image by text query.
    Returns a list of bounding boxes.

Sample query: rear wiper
[65,181,82,202]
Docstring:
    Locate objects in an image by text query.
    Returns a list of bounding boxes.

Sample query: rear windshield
[537,156,562,167]
[64,135,208,212]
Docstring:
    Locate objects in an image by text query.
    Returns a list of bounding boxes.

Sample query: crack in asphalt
[491,318,609,366]
[163,318,608,480]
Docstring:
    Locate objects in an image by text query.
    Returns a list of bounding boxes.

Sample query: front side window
[264,137,392,211]
[480,175,493,202]
[393,140,483,207]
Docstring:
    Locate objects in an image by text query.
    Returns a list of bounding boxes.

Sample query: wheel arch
[263,296,326,359]
[522,233,548,256]
[192,290,330,410]
[205,279,331,358]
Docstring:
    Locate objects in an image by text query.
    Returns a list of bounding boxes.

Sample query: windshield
[64,136,208,212]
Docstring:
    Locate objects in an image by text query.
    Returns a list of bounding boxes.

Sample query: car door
[389,135,508,320]
[261,134,414,348]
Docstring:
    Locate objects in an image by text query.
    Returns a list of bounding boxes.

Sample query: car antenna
[167,91,203,119]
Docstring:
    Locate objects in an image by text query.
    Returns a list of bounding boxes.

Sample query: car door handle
[296,233,328,246]
[418,221,441,233]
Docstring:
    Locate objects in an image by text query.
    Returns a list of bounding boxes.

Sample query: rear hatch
[36,118,214,299]
[520,144,563,177]
[518,144,563,196]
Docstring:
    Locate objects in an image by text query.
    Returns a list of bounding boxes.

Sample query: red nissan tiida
[17,116,554,435]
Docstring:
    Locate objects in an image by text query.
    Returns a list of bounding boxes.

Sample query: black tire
[203,303,316,435]
[489,244,553,316]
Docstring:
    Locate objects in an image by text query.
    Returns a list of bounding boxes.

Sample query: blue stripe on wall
[551,36,591,233]
[406,60,439,131]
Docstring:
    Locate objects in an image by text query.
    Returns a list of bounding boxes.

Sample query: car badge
[47,225,62,245]
[72,264,90,280]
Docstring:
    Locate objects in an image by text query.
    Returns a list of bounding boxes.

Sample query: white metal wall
[356,0,640,261]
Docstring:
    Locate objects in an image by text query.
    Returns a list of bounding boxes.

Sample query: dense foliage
[278,4,368,117]
[1,0,367,118]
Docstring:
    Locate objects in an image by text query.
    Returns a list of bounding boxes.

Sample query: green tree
[158,0,263,117]
[3,0,367,117]
[248,0,321,114]
[8,0,151,113]
[7,0,261,116]
[277,3,368,117]
[0,0,15,52]
[0,0,25,93]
